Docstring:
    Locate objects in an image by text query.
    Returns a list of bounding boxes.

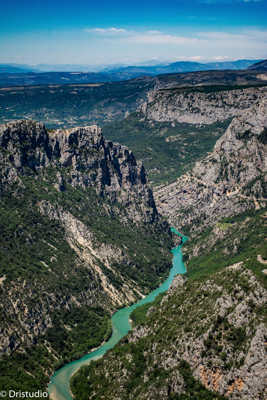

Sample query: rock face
[67,79,267,400]
[154,98,267,234]
[71,263,267,400]
[140,86,266,126]
[0,120,171,359]
[0,121,157,223]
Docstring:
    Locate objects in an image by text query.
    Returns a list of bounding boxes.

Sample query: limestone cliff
[140,86,266,126]
[154,98,267,234]
[0,120,158,224]
[0,120,171,388]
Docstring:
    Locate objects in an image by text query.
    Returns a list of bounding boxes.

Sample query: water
[48,228,187,400]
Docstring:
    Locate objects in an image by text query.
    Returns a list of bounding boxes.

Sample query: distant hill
[106,59,262,76]
[0,71,120,86]
[249,59,267,71]
[0,64,37,73]
[0,59,262,85]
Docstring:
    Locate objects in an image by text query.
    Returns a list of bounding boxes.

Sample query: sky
[1,0,267,66]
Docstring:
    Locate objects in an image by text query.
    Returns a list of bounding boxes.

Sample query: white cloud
[85,27,127,34]
[85,28,200,45]
[198,30,267,42]
[213,55,231,60]
[85,27,267,47]
[128,32,199,45]
[80,27,267,64]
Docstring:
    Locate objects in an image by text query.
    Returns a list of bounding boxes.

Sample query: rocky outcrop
[0,120,171,358]
[154,98,267,234]
[140,86,266,125]
[0,120,158,224]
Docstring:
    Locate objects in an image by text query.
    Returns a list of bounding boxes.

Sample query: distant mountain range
[0,64,39,73]
[0,59,263,76]
[0,59,266,88]
[104,59,263,76]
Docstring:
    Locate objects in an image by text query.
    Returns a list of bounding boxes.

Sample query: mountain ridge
[1,59,261,75]
[0,61,264,88]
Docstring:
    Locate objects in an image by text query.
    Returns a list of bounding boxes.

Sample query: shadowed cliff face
[0,121,171,385]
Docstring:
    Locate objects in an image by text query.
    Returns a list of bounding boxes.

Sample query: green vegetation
[71,345,226,400]
[0,169,171,288]
[0,346,55,397]
[130,293,164,327]
[184,208,267,288]
[70,206,266,400]
[0,161,171,392]
[71,258,265,399]
[215,222,231,231]
[0,80,153,127]
[159,82,267,95]
[0,188,76,281]
[1,77,266,399]
[176,360,225,400]
[103,113,229,185]
[130,303,154,327]
[46,307,112,361]
[0,307,111,399]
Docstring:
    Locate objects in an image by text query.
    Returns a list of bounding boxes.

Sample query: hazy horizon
[1,0,267,65]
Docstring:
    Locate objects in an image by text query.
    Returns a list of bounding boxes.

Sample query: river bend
[48,227,187,400]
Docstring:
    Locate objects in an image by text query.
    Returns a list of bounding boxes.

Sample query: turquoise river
[48,227,187,400]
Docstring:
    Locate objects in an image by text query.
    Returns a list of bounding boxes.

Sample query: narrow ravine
[48,227,187,400]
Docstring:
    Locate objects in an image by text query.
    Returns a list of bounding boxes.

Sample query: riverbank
[48,229,187,400]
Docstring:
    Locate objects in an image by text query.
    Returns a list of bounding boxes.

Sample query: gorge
[0,120,171,395]
[48,229,187,400]
[0,65,266,400]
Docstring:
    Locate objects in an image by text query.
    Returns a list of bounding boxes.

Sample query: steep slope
[140,86,267,125]
[0,120,171,392]
[155,98,267,234]
[71,263,266,400]
[101,85,266,186]
[70,76,267,400]
[102,113,230,186]
[183,207,267,285]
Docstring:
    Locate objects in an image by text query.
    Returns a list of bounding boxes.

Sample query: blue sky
[1,0,267,65]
